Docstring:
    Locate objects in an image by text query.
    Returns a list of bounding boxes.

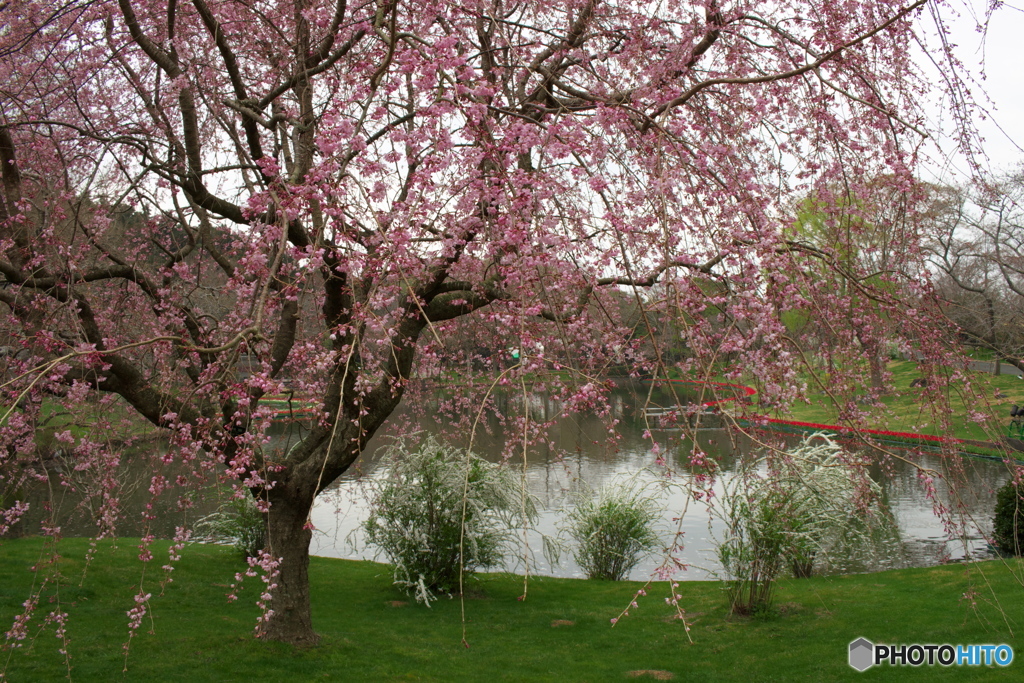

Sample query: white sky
[925,1,1024,180]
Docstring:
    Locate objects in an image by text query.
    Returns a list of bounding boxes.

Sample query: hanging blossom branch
[226,551,282,638]
[642,0,928,130]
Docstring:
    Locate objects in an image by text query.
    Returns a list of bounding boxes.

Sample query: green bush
[563,480,660,581]
[715,435,893,615]
[194,493,267,558]
[716,486,792,615]
[362,436,533,603]
[993,479,1024,555]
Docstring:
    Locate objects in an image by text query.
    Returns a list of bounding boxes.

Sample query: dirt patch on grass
[551,619,575,627]
[776,602,804,615]
[626,670,674,680]
[389,601,408,608]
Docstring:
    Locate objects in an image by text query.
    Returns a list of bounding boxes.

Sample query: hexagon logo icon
[849,638,874,671]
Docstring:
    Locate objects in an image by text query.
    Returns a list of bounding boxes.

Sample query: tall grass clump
[195,493,267,558]
[362,435,533,603]
[563,480,661,581]
[715,435,893,615]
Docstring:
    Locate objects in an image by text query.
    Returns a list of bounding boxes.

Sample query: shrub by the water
[195,494,267,558]
[716,485,791,614]
[715,435,892,615]
[993,479,1024,555]
[563,480,660,581]
[362,436,533,603]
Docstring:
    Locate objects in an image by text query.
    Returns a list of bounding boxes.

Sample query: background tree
[784,177,929,395]
[0,0,972,645]
[928,173,1024,373]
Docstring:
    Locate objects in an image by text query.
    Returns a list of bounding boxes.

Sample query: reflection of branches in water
[316,475,376,555]
[876,448,1011,570]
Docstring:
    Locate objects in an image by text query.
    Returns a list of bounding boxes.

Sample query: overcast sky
[924,1,1024,180]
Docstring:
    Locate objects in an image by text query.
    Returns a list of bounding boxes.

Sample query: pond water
[12,382,1011,582]
[305,382,1013,581]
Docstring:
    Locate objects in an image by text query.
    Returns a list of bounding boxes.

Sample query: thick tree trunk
[855,330,887,394]
[250,385,400,645]
[261,490,318,645]
[987,298,1002,376]
[869,353,885,393]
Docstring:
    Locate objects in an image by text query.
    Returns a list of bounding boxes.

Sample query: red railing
[646,378,965,446]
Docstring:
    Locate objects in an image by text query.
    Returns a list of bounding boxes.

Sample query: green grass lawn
[26,394,159,449]
[1,538,1022,681]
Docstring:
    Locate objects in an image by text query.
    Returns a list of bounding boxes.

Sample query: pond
[11,382,1011,581]
[305,382,1013,581]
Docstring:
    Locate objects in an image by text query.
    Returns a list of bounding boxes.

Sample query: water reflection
[11,383,1010,581]
[309,383,1011,581]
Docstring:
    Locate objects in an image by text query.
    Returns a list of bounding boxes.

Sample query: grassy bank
[23,360,1023,452]
[769,360,1024,445]
[1,538,1021,681]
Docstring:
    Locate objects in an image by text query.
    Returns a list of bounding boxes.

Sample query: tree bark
[869,352,885,393]
[855,329,887,394]
[986,298,1002,376]
[262,487,318,645]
